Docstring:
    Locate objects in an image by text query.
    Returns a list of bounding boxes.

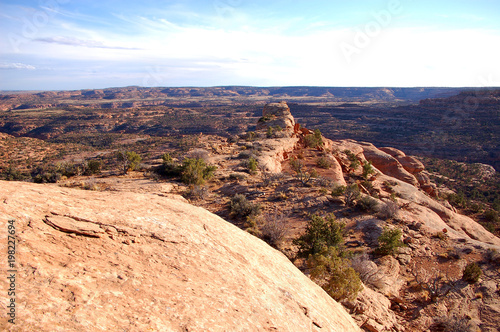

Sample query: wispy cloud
[33,36,142,50]
[0,62,36,70]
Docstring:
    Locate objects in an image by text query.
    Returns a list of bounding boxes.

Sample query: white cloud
[0,62,36,70]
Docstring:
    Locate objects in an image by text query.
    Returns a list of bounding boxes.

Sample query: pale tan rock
[256,101,296,131]
[380,175,500,248]
[0,180,360,332]
[255,137,299,173]
[354,286,398,332]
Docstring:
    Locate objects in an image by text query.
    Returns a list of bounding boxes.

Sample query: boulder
[0,181,360,332]
[360,143,419,186]
[256,101,295,131]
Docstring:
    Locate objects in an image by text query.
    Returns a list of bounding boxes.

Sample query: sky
[0,0,499,90]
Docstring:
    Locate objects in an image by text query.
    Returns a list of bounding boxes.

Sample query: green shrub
[308,247,363,302]
[85,160,101,175]
[462,262,481,284]
[304,129,324,148]
[344,150,360,172]
[362,161,376,179]
[117,151,142,174]
[356,195,379,212]
[247,157,258,174]
[376,228,404,256]
[230,194,261,218]
[316,156,332,169]
[290,157,317,186]
[294,214,345,257]
[344,184,361,207]
[266,126,274,138]
[181,158,216,185]
[331,185,346,197]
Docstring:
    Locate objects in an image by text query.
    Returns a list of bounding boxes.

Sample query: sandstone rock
[256,101,296,131]
[325,154,347,186]
[379,147,406,159]
[0,181,360,331]
[397,156,425,174]
[255,137,299,173]
[360,143,419,186]
[382,175,500,248]
[373,256,404,296]
[354,286,399,332]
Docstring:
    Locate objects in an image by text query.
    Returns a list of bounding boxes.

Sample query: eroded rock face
[0,181,360,332]
[256,101,296,131]
[359,143,419,187]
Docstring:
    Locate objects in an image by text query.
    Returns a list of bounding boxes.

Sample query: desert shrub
[247,157,258,174]
[117,151,142,174]
[486,249,500,265]
[159,153,182,177]
[290,157,317,186]
[266,126,274,138]
[343,150,360,172]
[356,195,379,212]
[484,209,499,223]
[344,184,361,207]
[294,214,345,257]
[376,227,404,256]
[331,185,346,197]
[31,166,61,183]
[304,129,324,148]
[85,160,101,175]
[308,247,363,302]
[362,161,376,179]
[462,262,481,284]
[230,194,261,218]
[378,201,400,219]
[57,162,80,178]
[187,148,209,161]
[181,158,217,185]
[2,167,29,181]
[316,156,332,169]
[410,264,457,303]
[261,171,286,187]
[261,210,287,248]
[350,253,384,287]
[183,185,209,201]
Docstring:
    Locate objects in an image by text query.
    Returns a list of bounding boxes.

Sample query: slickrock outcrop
[0,181,360,332]
[382,174,500,248]
[256,101,296,131]
[359,143,419,186]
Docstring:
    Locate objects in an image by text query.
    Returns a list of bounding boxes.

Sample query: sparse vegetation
[181,158,217,185]
[260,210,288,248]
[362,161,375,179]
[344,184,361,207]
[230,194,261,219]
[308,247,362,302]
[304,129,323,148]
[294,214,345,258]
[247,157,258,174]
[316,156,332,169]
[462,262,482,284]
[376,227,404,256]
[289,157,318,186]
[117,151,142,174]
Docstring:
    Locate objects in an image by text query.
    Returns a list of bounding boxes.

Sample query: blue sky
[1,0,499,90]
